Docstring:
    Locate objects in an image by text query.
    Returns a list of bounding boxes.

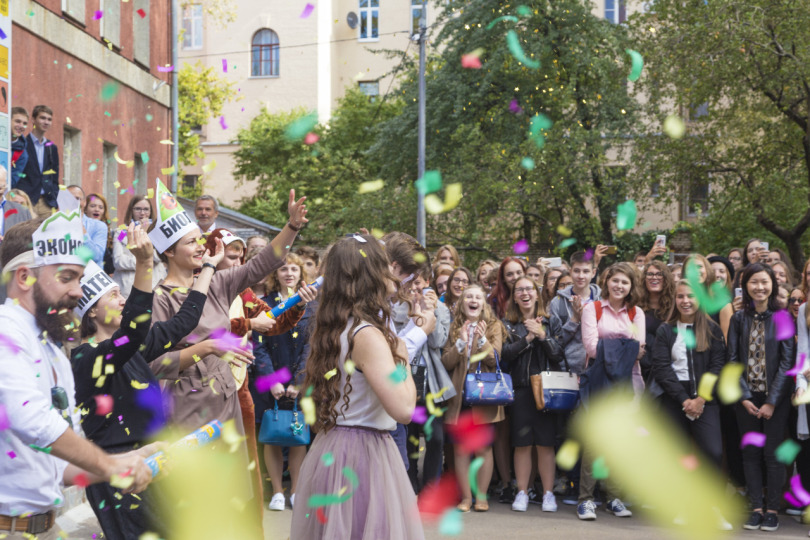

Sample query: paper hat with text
[33,210,86,267]
[148,179,199,254]
[75,260,118,318]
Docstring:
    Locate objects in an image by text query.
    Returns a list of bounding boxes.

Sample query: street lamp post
[416,0,427,247]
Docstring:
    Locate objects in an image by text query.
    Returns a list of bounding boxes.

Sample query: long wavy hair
[666,280,719,353]
[505,276,547,324]
[638,260,675,320]
[448,284,504,346]
[445,267,473,307]
[489,257,527,319]
[302,235,405,432]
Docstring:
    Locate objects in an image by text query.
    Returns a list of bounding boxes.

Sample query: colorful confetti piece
[388,364,408,384]
[663,115,686,139]
[358,179,384,194]
[697,372,718,401]
[100,81,120,102]
[285,112,319,141]
[776,440,801,465]
[616,200,637,230]
[774,309,795,341]
[438,508,463,535]
[415,170,442,195]
[513,239,529,254]
[94,395,113,415]
[740,431,766,448]
[717,362,744,404]
[255,367,292,392]
[625,49,644,82]
[506,30,540,68]
[300,3,315,18]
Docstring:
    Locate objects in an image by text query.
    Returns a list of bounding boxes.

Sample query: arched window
[251,29,279,77]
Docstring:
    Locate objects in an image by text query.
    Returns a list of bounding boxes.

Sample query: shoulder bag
[258,400,311,446]
[463,349,514,406]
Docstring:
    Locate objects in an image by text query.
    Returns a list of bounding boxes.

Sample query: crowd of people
[2,153,810,539]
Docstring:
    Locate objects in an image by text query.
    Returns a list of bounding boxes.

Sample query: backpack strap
[594,300,603,323]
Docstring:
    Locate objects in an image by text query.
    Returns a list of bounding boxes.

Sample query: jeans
[407,416,445,491]
[735,392,790,511]
[391,423,409,470]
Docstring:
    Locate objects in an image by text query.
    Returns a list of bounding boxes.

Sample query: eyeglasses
[514,287,535,294]
[789,298,804,304]
[728,256,741,261]
[51,386,73,428]
[646,272,664,279]
[452,278,469,285]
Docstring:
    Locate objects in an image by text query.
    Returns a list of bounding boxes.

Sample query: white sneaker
[512,490,529,512]
[268,492,285,511]
[542,491,558,512]
[290,493,295,509]
[713,507,732,531]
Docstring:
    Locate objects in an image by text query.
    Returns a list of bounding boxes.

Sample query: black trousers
[735,392,790,511]
[407,415,445,492]
[657,386,723,468]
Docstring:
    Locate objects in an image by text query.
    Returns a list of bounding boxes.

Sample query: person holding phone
[113,196,166,297]
[638,260,676,382]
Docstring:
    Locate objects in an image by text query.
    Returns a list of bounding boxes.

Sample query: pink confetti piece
[787,353,807,377]
[117,229,127,242]
[219,116,228,130]
[584,248,594,261]
[0,334,22,354]
[114,335,130,347]
[412,406,427,424]
[300,3,315,18]
[210,327,243,352]
[461,54,482,69]
[93,10,103,19]
[255,367,292,393]
[792,474,810,506]
[94,395,113,416]
[741,431,766,448]
[304,132,319,145]
[185,333,201,344]
[513,239,529,254]
[7,451,16,459]
[136,8,146,18]
[157,65,174,73]
[0,405,9,431]
[509,99,523,114]
[774,309,795,341]
[222,59,228,72]
[785,490,804,508]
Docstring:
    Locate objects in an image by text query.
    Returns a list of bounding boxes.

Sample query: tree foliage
[630,0,810,268]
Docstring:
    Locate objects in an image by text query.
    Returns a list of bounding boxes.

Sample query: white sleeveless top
[334,319,397,431]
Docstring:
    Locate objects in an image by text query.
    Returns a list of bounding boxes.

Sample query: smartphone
[547,257,562,268]
[655,234,667,248]
[606,245,618,255]
[686,413,697,421]
[735,288,743,298]
[760,241,769,252]
[422,287,434,296]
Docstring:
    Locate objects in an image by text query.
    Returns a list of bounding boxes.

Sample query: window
[100,0,121,47]
[182,175,199,192]
[251,29,280,77]
[103,142,118,222]
[63,127,82,186]
[133,0,150,67]
[133,153,147,196]
[182,4,203,50]
[604,0,626,24]
[685,177,710,217]
[359,0,379,41]
[411,0,425,36]
[62,0,86,24]
[650,181,660,198]
[358,81,379,100]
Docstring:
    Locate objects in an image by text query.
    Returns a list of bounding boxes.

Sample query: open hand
[128,223,154,264]
[201,237,225,267]
[288,189,308,228]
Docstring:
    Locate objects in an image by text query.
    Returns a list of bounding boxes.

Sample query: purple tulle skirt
[290,425,425,540]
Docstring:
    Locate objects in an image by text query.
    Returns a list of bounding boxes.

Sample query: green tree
[630,0,810,268]
[369,0,644,257]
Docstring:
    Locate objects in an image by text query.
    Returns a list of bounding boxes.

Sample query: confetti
[221,418,245,453]
[304,132,319,145]
[344,359,356,374]
[114,335,130,347]
[73,473,90,487]
[506,30,540,68]
[418,473,460,520]
[516,4,532,16]
[520,157,535,170]
[438,508,463,535]
[513,239,529,254]
[307,466,359,506]
[0,334,22,354]
[776,440,801,465]
[678,326,696,349]
[529,113,552,148]
[255,367,292,392]
[469,456,485,500]
[285,112,319,141]
[4,208,18,219]
[791,474,810,506]
[100,81,120,102]
[157,65,174,73]
[301,396,316,425]
[773,309,795,341]
[94,10,103,19]
[324,368,338,380]
[388,364,408,384]
[136,8,146,18]
[559,238,577,249]
[6,450,15,459]
[446,410,494,453]
[110,471,135,490]
[717,362,744,404]
[415,170,442,195]
[411,406,427,424]
[131,380,150,390]
[315,507,327,524]
[697,372,718,401]
[740,431,766,448]
[557,225,572,237]
[0,405,8,431]
[300,3,315,18]
[663,115,686,139]
[461,54,482,69]
[556,439,581,470]
[141,151,149,163]
[117,229,128,242]
[201,160,217,173]
[161,166,176,175]
[788,354,808,377]
[592,456,609,479]
[75,246,95,264]
[219,116,228,130]
[321,453,334,466]
[424,183,463,214]
[358,179,384,194]
[222,59,228,72]
[785,491,803,508]
[30,444,53,454]
[615,200,637,230]
[509,99,523,114]
[94,395,113,415]
[625,49,644,82]
[485,15,519,30]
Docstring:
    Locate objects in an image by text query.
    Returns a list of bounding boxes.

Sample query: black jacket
[18,134,60,206]
[650,321,726,403]
[501,316,564,388]
[727,309,794,407]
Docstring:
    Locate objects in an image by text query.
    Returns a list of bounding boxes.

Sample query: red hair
[489,257,527,319]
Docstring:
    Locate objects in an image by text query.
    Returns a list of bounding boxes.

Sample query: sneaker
[713,507,733,531]
[499,484,516,504]
[743,511,764,530]
[787,507,804,516]
[761,512,779,532]
[542,491,558,512]
[290,493,295,509]
[605,498,632,517]
[577,500,597,521]
[512,490,529,512]
[268,492,285,511]
[528,488,541,505]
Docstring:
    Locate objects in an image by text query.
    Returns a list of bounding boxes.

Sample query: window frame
[410,0,424,36]
[182,4,204,50]
[250,29,280,78]
[359,0,380,42]
[604,0,627,24]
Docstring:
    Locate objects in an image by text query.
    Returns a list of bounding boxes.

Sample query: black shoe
[499,485,516,504]
[760,512,779,532]
[743,511,764,530]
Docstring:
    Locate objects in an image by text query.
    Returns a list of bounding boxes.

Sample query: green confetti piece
[506,30,540,69]
[30,444,52,454]
[626,49,644,82]
[415,170,442,195]
[75,246,95,264]
[98,500,106,509]
[529,113,552,148]
[307,466,358,507]
[485,15,518,30]
[388,364,408,384]
[284,112,318,141]
[343,466,359,489]
[424,415,436,441]
[104,111,111,117]
[520,157,535,170]
[616,200,637,230]
[321,453,334,467]
[469,456,486,500]
[685,262,732,315]
[100,81,120,102]
[89,163,98,172]
[438,508,464,535]
[592,456,609,479]
[141,151,149,164]
[305,385,314,397]
[678,326,696,349]
[145,114,154,122]
[516,5,532,16]
[775,439,801,465]
[559,238,577,249]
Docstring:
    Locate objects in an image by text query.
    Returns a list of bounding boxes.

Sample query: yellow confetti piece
[370,228,385,239]
[358,179,384,193]
[42,169,56,175]
[557,225,572,236]
[697,372,718,401]
[359,249,367,258]
[161,166,176,175]
[92,356,103,378]
[160,139,174,145]
[556,439,581,470]
[425,183,463,214]
[221,418,245,453]
[109,475,136,493]
[300,396,316,425]
[169,287,189,295]
[113,181,121,189]
[95,375,106,388]
[209,379,219,395]
[717,363,744,404]
[344,359,356,374]
[133,313,152,323]
[470,350,489,364]
[201,160,217,173]
[131,380,150,390]
[248,460,256,471]
[105,364,115,375]
[192,354,201,363]
[113,151,133,167]
[324,368,338,380]
[413,253,426,263]
[147,188,154,198]
[24,276,37,286]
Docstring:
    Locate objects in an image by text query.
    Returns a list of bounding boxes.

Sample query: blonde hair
[265,252,306,294]
[7,189,35,214]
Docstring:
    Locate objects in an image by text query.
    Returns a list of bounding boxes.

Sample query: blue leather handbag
[258,401,311,446]
[463,350,514,406]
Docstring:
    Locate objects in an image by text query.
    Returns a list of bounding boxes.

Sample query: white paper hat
[148,179,199,254]
[32,210,87,268]
[75,261,118,318]
[218,229,246,248]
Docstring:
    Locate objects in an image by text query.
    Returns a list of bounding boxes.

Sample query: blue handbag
[258,401,310,446]
[463,350,514,406]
